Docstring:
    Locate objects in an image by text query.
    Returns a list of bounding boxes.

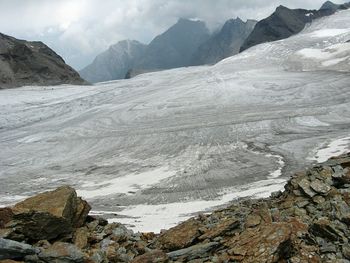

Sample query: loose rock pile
[1,153,350,262]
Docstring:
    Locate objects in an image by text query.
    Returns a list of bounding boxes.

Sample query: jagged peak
[274,5,294,14]
[320,1,339,10]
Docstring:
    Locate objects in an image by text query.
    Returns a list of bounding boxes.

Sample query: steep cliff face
[0,33,86,89]
[79,40,146,83]
[134,18,210,71]
[191,18,257,65]
[240,4,340,52]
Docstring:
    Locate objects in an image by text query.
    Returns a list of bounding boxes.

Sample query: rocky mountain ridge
[80,18,211,83]
[0,33,86,89]
[2,153,350,262]
[80,16,257,82]
[240,1,350,52]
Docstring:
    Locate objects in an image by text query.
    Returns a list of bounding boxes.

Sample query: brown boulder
[13,186,90,227]
[226,219,310,262]
[156,218,202,251]
[5,186,90,241]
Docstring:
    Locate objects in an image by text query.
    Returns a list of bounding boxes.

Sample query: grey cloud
[0,0,346,69]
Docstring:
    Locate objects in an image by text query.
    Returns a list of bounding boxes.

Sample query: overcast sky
[0,0,346,70]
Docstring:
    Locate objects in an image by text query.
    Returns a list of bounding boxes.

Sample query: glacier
[1,10,350,232]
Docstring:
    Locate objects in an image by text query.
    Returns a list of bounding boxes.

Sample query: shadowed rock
[0,238,38,260]
[240,3,347,52]
[0,33,86,89]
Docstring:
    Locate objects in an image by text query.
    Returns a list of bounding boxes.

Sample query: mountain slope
[191,18,256,65]
[134,18,210,70]
[79,40,146,83]
[240,3,342,52]
[0,33,86,89]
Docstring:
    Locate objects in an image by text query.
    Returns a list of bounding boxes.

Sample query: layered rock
[0,33,86,89]
[2,153,350,262]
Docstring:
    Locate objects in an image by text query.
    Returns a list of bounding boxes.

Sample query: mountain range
[80,18,259,83]
[81,1,349,83]
[0,1,349,88]
[80,18,212,83]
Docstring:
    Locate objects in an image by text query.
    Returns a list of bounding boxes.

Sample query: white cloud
[0,0,347,69]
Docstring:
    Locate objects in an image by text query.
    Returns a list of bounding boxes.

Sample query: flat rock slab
[0,238,38,260]
[156,218,202,251]
[38,242,85,263]
[310,179,331,195]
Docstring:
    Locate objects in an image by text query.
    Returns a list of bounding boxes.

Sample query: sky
[0,0,346,70]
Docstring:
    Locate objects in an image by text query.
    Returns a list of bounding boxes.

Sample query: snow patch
[104,178,286,232]
[265,153,285,179]
[297,43,350,60]
[77,166,175,198]
[310,136,350,163]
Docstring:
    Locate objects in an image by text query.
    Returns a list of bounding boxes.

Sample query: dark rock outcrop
[0,33,86,89]
[191,18,256,65]
[240,2,349,52]
[2,153,350,262]
[134,18,210,71]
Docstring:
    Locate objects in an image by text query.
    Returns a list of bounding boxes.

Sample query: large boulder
[155,218,202,251]
[4,186,90,241]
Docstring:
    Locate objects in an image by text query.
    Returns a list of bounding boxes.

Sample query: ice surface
[311,28,350,38]
[1,10,350,232]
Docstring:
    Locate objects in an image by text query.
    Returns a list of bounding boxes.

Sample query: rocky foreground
[1,154,350,262]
